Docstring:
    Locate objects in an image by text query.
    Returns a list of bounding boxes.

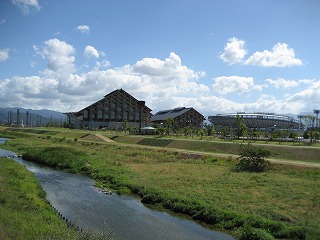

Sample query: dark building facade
[151,107,205,129]
[66,89,152,129]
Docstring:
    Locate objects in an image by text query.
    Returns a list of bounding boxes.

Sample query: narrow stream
[0,138,234,240]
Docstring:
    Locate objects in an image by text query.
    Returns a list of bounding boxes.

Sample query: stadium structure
[208,112,301,131]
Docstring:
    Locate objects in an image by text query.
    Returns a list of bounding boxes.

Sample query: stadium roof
[208,112,300,130]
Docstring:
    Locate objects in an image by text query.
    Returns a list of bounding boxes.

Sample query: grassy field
[114,135,320,163]
[1,127,320,239]
[0,157,80,240]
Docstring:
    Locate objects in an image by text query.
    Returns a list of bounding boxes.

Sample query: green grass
[22,146,91,173]
[0,157,79,240]
[113,135,144,144]
[137,137,174,147]
[115,135,320,163]
[1,128,320,239]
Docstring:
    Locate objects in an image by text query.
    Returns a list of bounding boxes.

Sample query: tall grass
[22,146,91,173]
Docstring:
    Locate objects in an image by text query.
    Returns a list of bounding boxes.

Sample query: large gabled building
[151,107,205,129]
[65,89,152,129]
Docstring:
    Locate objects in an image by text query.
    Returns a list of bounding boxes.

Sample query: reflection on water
[0,138,234,240]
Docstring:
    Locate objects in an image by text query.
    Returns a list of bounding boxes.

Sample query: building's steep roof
[151,107,197,122]
[75,88,152,114]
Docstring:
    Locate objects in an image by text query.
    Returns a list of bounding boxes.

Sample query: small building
[65,89,152,130]
[151,107,205,129]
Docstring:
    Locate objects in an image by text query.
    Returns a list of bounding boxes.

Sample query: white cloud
[286,80,320,109]
[245,43,302,67]
[0,48,9,62]
[267,78,298,89]
[76,25,90,34]
[0,19,6,24]
[0,38,314,116]
[95,60,111,69]
[0,76,60,110]
[213,76,262,94]
[1,43,209,112]
[266,78,313,89]
[219,38,302,68]
[219,37,247,64]
[33,38,76,78]
[84,45,99,59]
[11,0,41,15]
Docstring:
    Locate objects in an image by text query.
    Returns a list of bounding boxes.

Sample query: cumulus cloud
[213,76,263,94]
[95,60,111,69]
[219,37,247,64]
[0,48,9,62]
[76,25,90,34]
[84,45,100,59]
[220,38,302,68]
[0,76,61,110]
[0,40,209,112]
[33,38,76,78]
[11,0,41,15]
[286,80,320,107]
[0,37,313,115]
[245,43,302,67]
[266,78,313,89]
[267,78,298,89]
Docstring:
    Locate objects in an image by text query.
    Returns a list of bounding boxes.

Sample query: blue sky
[0,0,319,117]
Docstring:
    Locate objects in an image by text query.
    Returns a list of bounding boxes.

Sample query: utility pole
[26,111,29,127]
[7,111,10,125]
[17,109,20,127]
[314,109,319,129]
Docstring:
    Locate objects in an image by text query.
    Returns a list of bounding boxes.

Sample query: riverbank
[0,157,80,239]
[1,128,320,239]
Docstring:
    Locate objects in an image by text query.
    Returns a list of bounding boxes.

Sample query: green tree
[165,118,174,136]
[199,129,204,139]
[235,115,248,139]
[123,120,130,134]
[237,144,272,172]
[302,115,316,143]
[157,127,165,137]
[205,124,214,139]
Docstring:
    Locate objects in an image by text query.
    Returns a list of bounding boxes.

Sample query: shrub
[237,143,271,172]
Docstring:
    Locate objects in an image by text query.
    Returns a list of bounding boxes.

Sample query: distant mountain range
[0,107,67,126]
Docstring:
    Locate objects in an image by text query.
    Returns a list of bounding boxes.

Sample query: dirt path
[95,134,114,142]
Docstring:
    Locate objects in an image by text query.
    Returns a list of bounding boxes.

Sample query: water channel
[0,138,234,240]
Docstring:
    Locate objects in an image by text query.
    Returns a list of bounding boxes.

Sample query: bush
[237,144,271,172]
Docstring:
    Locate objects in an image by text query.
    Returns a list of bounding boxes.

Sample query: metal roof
[208,112,300,129]
[151,107,193,122]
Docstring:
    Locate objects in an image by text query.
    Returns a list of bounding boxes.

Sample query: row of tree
[147,116,320,143]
